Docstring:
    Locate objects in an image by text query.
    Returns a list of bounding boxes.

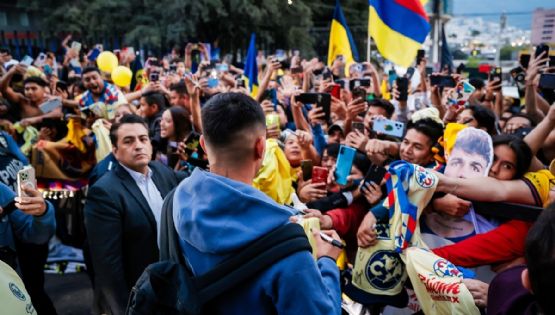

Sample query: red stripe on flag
[394,0,428,21]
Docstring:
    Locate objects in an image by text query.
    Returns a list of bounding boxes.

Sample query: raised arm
[0,64,26,105]
[435,173,536,206]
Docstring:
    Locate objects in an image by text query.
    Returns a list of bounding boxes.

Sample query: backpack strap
[159,188,183,264]
[159,188,312,304]
[195,223,311,304]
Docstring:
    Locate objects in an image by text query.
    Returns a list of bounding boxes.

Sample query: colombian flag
[244,33,259,97]
[327,0,359,70]
[369,0,430,67]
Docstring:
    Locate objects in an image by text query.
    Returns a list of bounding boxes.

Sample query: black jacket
[84,161,186,315]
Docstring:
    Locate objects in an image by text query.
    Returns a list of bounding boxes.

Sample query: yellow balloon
[96,51,118,73]
[111,66,133,87]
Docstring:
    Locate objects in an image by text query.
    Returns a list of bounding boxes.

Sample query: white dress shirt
[120,164,164,234]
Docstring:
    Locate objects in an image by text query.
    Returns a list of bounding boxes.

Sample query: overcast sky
[452,0,554,29]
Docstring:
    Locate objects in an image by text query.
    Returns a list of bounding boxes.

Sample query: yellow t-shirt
[0,260,35,314]
[522,169,555,207]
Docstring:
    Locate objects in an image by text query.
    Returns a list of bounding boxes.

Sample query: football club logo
[9,282,26,301]
[415,165,435,189]
[365,250,405,290]
[432,259,462,278]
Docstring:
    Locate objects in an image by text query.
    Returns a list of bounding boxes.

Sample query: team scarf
[384,160,438,253]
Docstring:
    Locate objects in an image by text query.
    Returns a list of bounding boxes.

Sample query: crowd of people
[0,35,554,315]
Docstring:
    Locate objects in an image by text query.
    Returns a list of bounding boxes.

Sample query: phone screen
[301,160,313,181]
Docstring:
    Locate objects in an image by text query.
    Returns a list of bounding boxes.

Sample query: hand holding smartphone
[17,166,36,197]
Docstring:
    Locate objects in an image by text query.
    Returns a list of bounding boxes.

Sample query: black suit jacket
[84,161,186,315]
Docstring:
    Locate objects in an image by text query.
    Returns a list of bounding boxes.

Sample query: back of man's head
[525,204,555,314]
[201,92,265,159]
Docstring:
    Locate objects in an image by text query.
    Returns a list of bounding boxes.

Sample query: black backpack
[126,189,312,315]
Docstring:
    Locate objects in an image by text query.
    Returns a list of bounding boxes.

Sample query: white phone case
[17,166,36,197]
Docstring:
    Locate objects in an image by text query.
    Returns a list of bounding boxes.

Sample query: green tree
[18,0,318,55]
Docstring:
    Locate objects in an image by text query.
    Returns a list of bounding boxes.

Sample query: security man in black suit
[84,114,186,315]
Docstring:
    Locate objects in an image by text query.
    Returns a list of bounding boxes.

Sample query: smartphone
[510,67,525,83]
[490,67,503,91]
[349,78,371,91]
[416,49,425,65]
[519,53,531,68]
[236,77,246,88]
[301,160,313,181]
[71,41,82,53]
[262,89,278,106]
[550,56,555,67]
[388,70,397,87]
[372,118,405,138]
[363,164,387,185]
[334,145,356,186]
[352,122,365,134]
[295,93,331,122]
[334,79,347,90]
[405,67,416,80]
[330,84,341,99]
[539,74,555,89]
[312,166,329,185]
[207,69,219,88]
[351,87,366,102]
[17,166,36,197]
[35,53,47,67]
[395,77,409,101]
[88,48,101,61]
[20,55,33,67]
[39,98,62,114]
[149,71,160,82]
[430,75,456,88]
[535,44,549,60]
[265,113,280,130]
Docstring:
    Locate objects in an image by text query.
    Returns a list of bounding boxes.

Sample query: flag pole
[367,6,371,62]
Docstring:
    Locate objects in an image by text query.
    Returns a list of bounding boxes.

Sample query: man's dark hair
[0,47,11,55]
[525,204,555,315]
[109,114,148,147]
[324,143,340,159]
[23,76,48,88]
[141,92,166,112]
[406,118,444,147]
[506,113,536,128]
[492,134,532,179]
[467,105,498,135]
[169,81,188,96]
[82,66,101,76]
[452,128,492,167]
[368,98,395,118]
[201,92,265,147]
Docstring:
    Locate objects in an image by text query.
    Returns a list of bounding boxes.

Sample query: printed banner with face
[423,127,495,247]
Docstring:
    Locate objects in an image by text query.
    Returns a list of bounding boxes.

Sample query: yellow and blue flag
[369,0,430,67]
[327,0,359,69]
[244,33,258,97]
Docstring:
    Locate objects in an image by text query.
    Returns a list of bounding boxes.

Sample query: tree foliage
[19,0,347,56]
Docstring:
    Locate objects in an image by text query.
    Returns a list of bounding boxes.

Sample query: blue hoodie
[173,168,342,315]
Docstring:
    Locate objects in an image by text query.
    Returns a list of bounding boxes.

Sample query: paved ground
[45,272,93,315]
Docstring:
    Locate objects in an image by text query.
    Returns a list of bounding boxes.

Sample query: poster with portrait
[421,127,494,249]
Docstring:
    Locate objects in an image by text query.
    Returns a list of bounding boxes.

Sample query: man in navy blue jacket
[173,93,342,314]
